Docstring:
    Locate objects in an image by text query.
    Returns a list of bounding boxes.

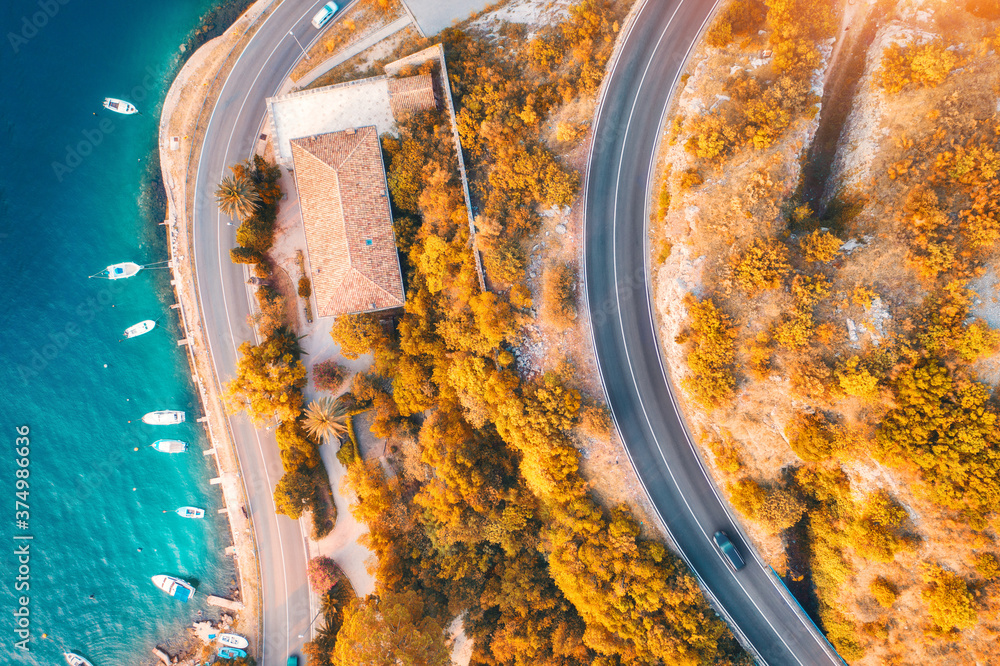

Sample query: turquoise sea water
[1,1,242,663]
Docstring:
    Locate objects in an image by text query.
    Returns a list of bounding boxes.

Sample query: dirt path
[798,0,879,215]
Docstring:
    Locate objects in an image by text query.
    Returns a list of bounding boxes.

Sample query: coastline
[154,0,282,658]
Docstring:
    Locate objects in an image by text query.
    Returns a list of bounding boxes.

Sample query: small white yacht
[91,261,142,279]
[175,506,205,519]
[151,574,194,601]
[64,653,94,666]
[123,320,156,338]
[218,633,250,649]
[142,410,186,425]
[103,97,138,114]
[151,439,188,453]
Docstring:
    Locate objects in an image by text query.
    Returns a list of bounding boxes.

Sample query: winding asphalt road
[192,0,846,664]
[190,1,350,663]
[583,1,844,665]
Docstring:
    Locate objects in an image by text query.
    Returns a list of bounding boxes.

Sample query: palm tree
[303,396,349,444]
[215,173,261,221]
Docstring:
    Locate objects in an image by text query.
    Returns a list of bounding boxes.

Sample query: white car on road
[311,2,339,29]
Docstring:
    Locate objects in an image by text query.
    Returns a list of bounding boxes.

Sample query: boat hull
[218,633,250,649]
[151,439,188,453]
[151,574,194,601]
[219,647,248,659]
[103,97,138,114]
[176,506,205,518]
[142,411,185,425]
[124,319,156,338]
[64,653,94,666]
[108,262,142,279]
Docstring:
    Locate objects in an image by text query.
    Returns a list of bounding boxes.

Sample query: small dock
[207,595,244,611]
[152,647,172,665]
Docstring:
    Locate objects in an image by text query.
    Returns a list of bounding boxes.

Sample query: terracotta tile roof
[291,127,405,317]
[387,73,437,119]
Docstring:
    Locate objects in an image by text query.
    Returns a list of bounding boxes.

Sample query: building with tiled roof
[387,73,437,119]
[290,126,405,318]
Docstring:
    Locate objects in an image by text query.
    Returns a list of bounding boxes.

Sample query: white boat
[151,439,188,453]
[151,574,194,602]
[64,653,94,666]
[175,506,205,519]
[91,261,142,279]
[103,97,138,114]
[142,410,185,425]
[217,633,249,649]
[123,319,156,338]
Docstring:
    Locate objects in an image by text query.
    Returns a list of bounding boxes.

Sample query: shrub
[679,168,703,189]
[298,276,312,299]
[336,416,361,467]
[480,234,526,286]
[957,320,1000,362]
[658,183,671,219]
[230,247,262,264]
[541,261,578,330]
[877,361,1000,512]
[787,412,834,461]
[706,0,767,47]
[307,556,340,594]
[848,491,914,562]
[236,215,276,254]
[851,284,877,308]
[656,240,673,265]
[555,121,587,143]
[273,468,316,520]
[922,567,978,631]
[974,553,1000,580]
[732,237,790,294]
[685,113,739,160]
[773,38,820,76]
[835,356,880,402]
[728,477,805,534]
[330,313,391,360]
[313,359,347,393]
[870,577,898,608]
[878,40,959,94]
[677,294,737,409]
[708,435,743,474]
[578,404,612,439]
[253,261,272,279]
[799,229,840,262]
[728,73,813,150]
[706,19,733,48]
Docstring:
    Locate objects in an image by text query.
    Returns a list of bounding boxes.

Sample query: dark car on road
[713,531,746,571]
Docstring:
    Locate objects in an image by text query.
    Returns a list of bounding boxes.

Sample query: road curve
[583,1,844,665]
[190,1,346,663]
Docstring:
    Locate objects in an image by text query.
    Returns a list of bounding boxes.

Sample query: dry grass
[302,24,429,90]
[289,0,404,81]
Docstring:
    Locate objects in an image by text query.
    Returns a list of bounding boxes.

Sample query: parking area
[402,0,494,35]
